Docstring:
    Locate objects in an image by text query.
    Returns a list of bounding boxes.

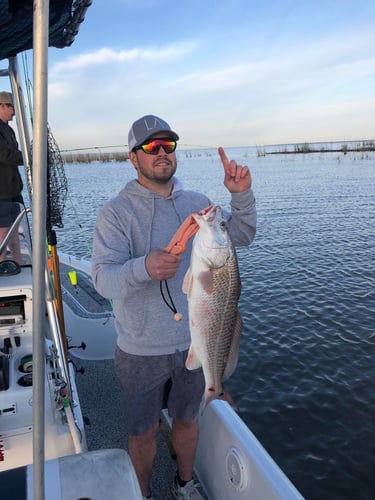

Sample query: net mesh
[46,126,68,229]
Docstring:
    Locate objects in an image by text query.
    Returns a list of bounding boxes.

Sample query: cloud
[50,41,197,75]
[47,23,375,148]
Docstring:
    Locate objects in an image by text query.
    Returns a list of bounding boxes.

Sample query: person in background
[0,91,24,264]
[91,115,257,500]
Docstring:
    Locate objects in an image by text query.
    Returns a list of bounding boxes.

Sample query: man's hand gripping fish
[166,204,242,409]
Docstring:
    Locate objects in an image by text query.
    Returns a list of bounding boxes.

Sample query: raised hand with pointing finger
[218,146,252,193]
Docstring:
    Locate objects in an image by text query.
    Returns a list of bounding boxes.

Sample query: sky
[26,0,375,150]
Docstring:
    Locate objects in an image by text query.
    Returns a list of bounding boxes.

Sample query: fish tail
[203,388,219,409]
[202,386,239,412]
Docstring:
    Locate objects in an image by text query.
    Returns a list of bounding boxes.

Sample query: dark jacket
[0,119,23,199]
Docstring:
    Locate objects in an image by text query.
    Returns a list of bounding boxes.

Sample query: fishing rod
[60,143,214,152]
[60,144,126,152]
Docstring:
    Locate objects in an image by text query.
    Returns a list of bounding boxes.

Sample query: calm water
[57,149,375,500]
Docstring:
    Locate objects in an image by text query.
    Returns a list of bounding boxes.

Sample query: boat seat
[26,448,142,499]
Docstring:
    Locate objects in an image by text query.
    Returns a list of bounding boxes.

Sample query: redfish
[183,205,242,408]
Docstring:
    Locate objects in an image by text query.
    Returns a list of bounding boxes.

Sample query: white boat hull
[195,400,304,500]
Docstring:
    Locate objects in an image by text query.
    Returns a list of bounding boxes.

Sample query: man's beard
[138,159,177,184]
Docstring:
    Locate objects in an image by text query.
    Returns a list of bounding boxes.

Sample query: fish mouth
[203,204,218,214]
[195,204,220,222]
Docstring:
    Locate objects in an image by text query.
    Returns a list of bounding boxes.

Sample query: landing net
[46,127,68,229]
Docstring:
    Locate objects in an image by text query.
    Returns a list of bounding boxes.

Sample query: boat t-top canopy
[0,0,91,61]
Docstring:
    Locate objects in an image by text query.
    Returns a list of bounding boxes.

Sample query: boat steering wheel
[0,260,21,277]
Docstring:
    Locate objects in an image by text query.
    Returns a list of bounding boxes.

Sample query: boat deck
[62,262,206,499]
[60,262,111,317]
[72,356,187,500]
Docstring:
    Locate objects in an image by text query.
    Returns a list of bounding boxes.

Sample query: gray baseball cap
[128,115,179,151]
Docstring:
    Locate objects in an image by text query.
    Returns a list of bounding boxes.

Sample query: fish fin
[185,344,202,370]
[219,388,239,411]
[202,387,239,412]
[182,268,192,295]
[198,270,214,295]
[202,389,217,411]
[222,312,242,381]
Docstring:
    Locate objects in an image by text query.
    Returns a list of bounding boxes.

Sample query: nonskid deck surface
[59,262,111,317]
[71,356,207,500]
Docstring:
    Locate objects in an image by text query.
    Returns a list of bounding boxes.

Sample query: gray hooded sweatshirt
[91,177,256,356]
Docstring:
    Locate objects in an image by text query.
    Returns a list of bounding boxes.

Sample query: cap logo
[143,116,167,133]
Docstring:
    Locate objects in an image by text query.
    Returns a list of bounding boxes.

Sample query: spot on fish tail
[219,392,224,397]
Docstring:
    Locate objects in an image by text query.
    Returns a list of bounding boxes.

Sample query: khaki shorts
[114,346,205,435]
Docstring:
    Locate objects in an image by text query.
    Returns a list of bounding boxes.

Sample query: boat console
[0,206,79,471]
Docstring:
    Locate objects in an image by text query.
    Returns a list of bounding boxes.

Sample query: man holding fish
[92,115,256,500]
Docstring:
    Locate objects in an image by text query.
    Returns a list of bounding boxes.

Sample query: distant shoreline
[61,140,375,164]
[256,140,375,157]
